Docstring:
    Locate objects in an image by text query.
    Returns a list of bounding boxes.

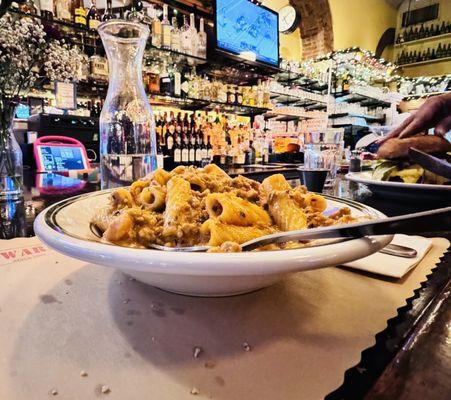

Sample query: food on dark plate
[373,135,451,185]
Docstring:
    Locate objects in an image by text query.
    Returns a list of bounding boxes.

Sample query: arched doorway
[289,0,334,59]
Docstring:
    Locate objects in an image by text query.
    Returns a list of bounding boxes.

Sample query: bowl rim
[34,189,393,276]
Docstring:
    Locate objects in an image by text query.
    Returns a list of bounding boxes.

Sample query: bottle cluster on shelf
[144,65,272,109]
[396,21,451,44]
[397,42,451,65]
[398,74,450,98]
[154,111,274,167]
[14,1,208,60]
[154,111,212,167]
[145,4,207,59]
[14,0,104,29]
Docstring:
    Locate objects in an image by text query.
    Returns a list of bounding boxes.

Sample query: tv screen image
[216,0,279,67]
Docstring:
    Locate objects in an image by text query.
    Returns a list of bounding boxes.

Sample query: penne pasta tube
[130,180,150,200]
[152,168,172,186]
[139,186,166,212]
[201,220,275,246]
[203,163,230,178]
[267,191,308,231]
[206,193,271,227]
[164,176,192,228]
[304,193,327,212]
[261,174,291,193]
[110,188,134,211]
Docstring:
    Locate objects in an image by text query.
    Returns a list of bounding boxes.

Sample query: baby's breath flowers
[0,12,83,191]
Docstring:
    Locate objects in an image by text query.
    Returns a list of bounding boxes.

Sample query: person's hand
[378,92,451,144]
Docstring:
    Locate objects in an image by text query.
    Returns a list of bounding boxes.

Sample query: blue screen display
[40,146,85,171]
[216,0,279,67]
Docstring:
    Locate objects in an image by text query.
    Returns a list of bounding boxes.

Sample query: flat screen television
[215,0,279,68]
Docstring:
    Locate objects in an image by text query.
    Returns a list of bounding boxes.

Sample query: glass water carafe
[98,20,157,189]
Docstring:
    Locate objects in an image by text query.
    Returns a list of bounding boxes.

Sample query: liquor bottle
[90,53,109,82]
[55,0,71,21]
[173,134,182,166]
[181,133,189,166]
[171,16,181,52]
[159,61,172,96]
[102,0,115,21]
[40,0,53,20]
[74,0,87,27]
[180,15,191,55]
[127,0,143,22]
[161,4,172,49]
[189,13,198,56]
[197,17,207,59]
[87,0,102,30]
[173,66,182,97]
[151,6,162,48]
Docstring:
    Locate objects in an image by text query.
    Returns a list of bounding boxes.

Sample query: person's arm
[378,92,451,144]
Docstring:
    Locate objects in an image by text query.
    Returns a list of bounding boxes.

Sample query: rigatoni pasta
[94,166,356,252]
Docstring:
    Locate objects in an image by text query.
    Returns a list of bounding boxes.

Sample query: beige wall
[328,0,397,52]
[264,0,398,61]
[262,0,302,61]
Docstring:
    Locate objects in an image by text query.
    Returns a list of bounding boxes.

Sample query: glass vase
[98,20,157,189]
[0,100,23,200]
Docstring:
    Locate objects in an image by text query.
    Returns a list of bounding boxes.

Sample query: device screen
[39,145,86,171]
[39,173,83,189]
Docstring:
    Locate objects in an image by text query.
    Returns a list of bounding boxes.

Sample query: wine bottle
[181,133,189,166]
[188,133,195,165]
[418,24,425,39]
[173,134,182,166]
[165,120,175,157]
[206,135,213,160]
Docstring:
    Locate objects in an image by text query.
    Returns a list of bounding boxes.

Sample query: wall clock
[278,5,300,34]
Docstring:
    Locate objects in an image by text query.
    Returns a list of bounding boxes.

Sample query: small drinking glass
[201,157,211,168]
[302,131,343,189]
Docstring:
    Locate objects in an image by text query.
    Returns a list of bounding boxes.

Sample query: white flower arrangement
[0,13,83,100]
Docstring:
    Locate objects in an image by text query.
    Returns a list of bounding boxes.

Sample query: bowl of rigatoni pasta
[35,165,391,296]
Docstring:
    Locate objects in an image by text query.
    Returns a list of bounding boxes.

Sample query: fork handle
[241,206,451,251]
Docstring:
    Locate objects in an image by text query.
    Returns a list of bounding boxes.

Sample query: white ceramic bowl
[34,190,392,297]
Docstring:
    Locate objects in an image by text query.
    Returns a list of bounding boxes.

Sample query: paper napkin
[343,234,434,278]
